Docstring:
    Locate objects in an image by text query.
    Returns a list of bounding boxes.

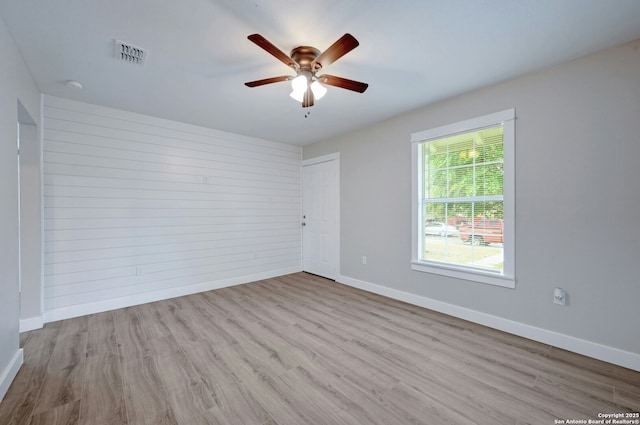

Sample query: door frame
[301,152,340,279]
[17,100,43,332]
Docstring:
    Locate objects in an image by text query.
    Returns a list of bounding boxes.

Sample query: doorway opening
[17,100,42,331]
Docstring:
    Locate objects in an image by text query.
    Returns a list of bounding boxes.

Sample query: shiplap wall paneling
[43,96,302,319]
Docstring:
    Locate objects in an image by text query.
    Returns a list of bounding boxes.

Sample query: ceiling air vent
[114,40,148,65]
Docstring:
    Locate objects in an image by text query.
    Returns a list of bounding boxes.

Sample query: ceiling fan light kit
[245,33,368,108]
[289,73,327,102]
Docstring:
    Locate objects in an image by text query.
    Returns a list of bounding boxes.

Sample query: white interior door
[302,154,339,280]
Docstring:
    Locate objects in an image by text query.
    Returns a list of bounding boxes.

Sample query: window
[411,109,515,288]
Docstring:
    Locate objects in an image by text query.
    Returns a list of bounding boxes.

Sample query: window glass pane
[448,166,475,197]
[421,202,503,272]
[475,164,503,197]
[425,168,448,198]
[419,123,505,274]
[447,202,473,224]
[424,202,446,224]
[477,127,504,161]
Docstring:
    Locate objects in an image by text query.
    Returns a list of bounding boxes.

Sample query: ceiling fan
[244,33,369,108]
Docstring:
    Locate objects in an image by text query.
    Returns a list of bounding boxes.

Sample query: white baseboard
[338,275,640,372]
[0,349,23,402]
[20,316,43,333]
[44,266,302,323]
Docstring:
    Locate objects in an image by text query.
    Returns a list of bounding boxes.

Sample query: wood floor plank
[0,323,61,425]
[78,351,127,425]
[159,356,217,424]
[226,369,311,425]
[459,352,601,422]
[28,400,80,425]
[31,318,88,415]
[120,353,178,425]
[179,338,240,389]
[272,367,359,425]
[387,356,517,425]
[547,346,640,386]
[180,295,239,347]
[197,382,275,425]
[615,385,640,411]
[320,368,409,425]
[348,332,507,421]
[382,382,473,425]
[112,307,155,360]
[220,318,304,372]
[2,272,639,425]
[532,372,629,417]
[150,298,203,345]
[85,312,119,358]
[216,340,290,385]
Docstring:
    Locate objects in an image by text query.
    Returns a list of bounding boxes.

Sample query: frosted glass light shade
[290,74,309,103]
[310,81,327,100]
[291,75,307,91]
[290,89,305,102]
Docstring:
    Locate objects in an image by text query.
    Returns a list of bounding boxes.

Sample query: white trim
[411,108,515,143]
[302,152,340,166]
[501,116,516,279]
[43,266,301,323]
[337,274,640,372]
[410,262,515,288]
[411,143,420,272]
[20,316,43,332]
[39,94,45,318]
[0,349,23,402]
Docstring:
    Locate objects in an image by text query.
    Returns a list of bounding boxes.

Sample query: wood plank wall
[42,96,302,320]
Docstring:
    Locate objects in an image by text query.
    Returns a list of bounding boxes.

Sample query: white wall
[304,39,640,370]
[0,16,40,401]
[43,96,301,322]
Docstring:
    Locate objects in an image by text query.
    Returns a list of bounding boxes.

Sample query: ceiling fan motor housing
[290,46,321,71]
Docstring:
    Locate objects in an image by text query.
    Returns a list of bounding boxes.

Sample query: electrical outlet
[361,256,367,265]
[554,287,566,305]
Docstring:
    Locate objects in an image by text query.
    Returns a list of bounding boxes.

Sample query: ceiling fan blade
[312,33,359,70]
[302,87,314,108]
[318,74,368,93]
[244,75,292,87]
[247,34,297,69]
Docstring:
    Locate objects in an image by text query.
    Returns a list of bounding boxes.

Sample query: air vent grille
[115,40,148,65]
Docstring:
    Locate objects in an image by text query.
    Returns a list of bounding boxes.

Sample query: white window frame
[410,109,515,288]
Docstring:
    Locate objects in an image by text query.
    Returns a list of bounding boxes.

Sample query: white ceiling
[2,1,640,146]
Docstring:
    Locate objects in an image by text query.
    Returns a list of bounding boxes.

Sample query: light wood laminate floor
[1,273,638,425]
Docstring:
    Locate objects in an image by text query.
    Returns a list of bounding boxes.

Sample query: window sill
[411,261,515,289]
